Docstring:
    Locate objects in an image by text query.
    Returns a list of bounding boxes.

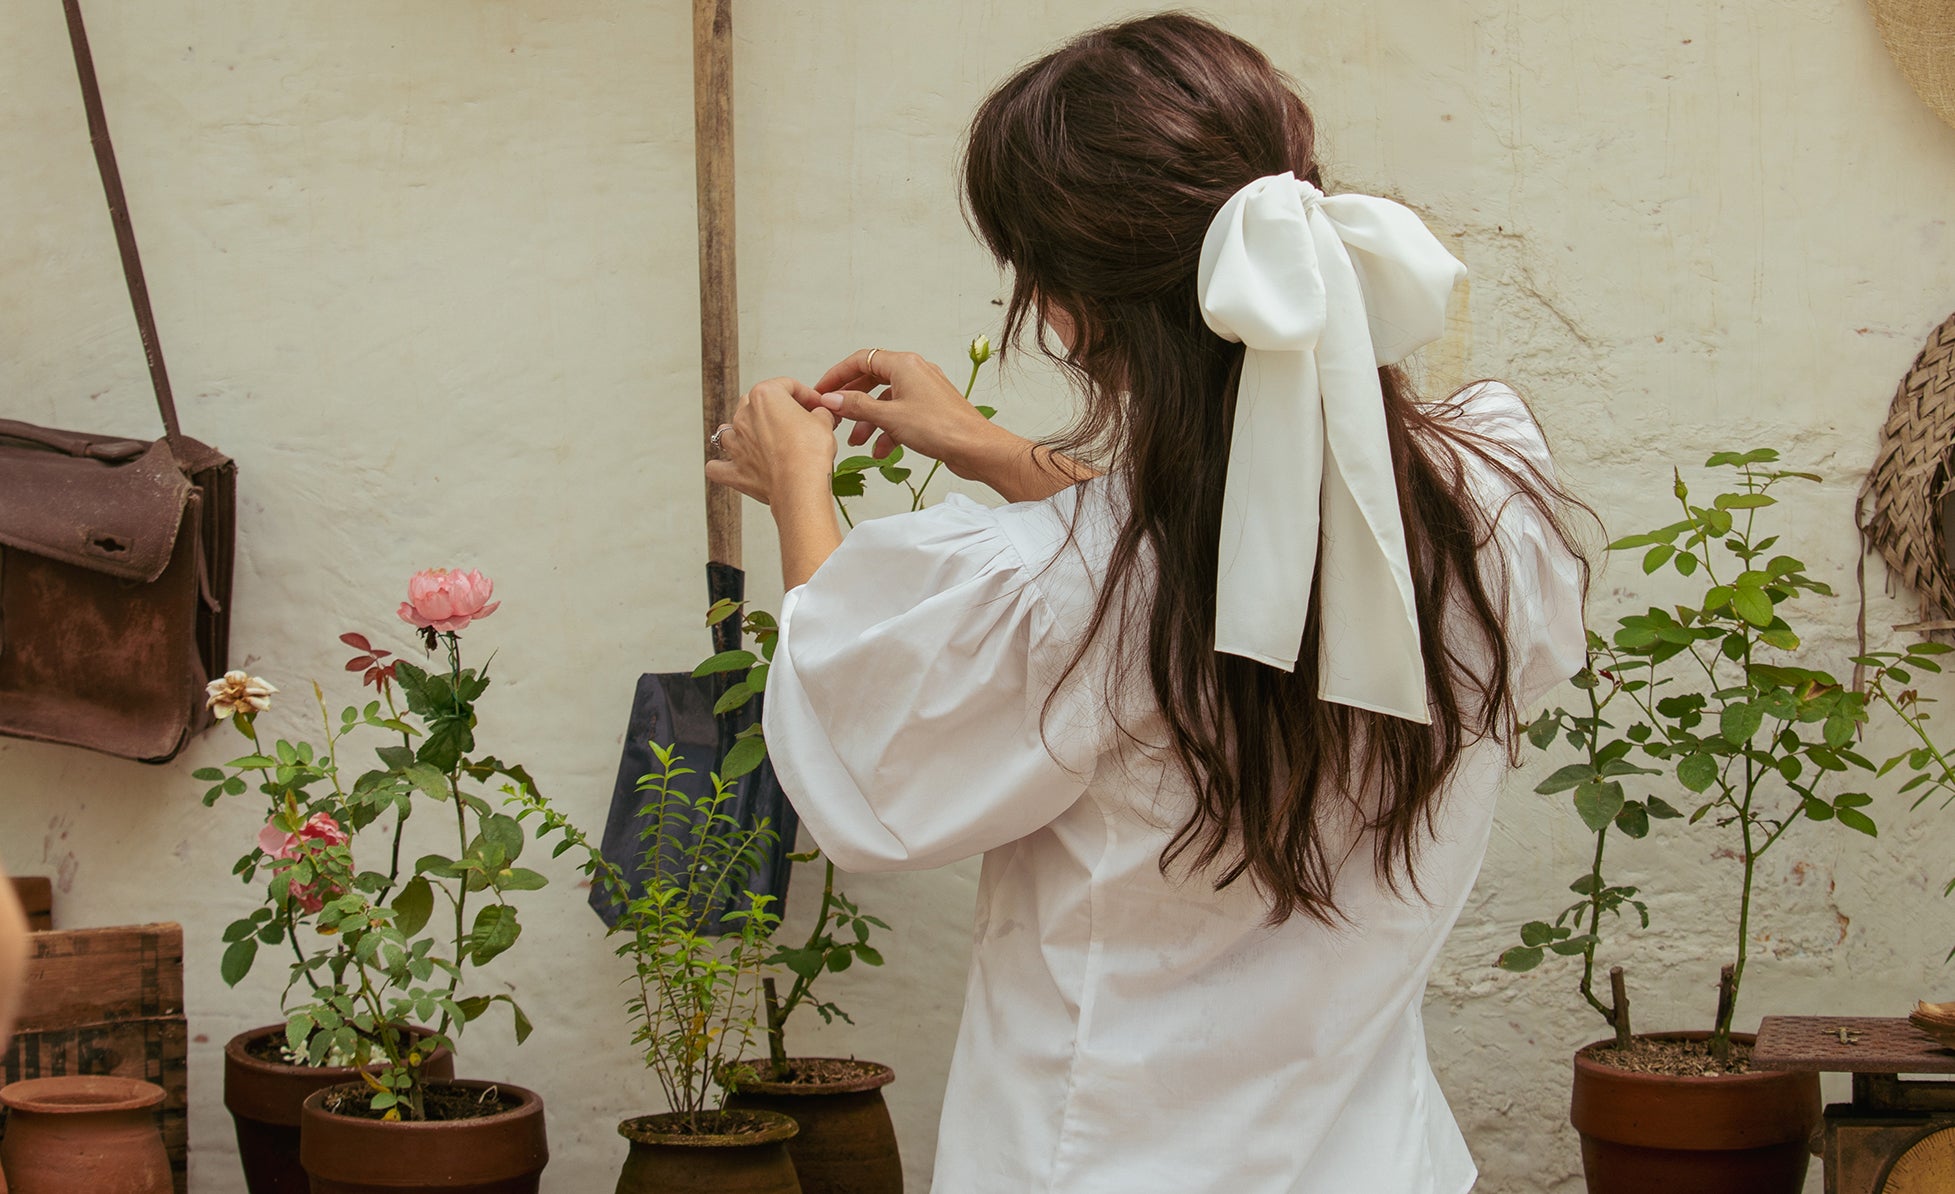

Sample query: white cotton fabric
[1197,173,1467,721]
[764,383,1585,1194]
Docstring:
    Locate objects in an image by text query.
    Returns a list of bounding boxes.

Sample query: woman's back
[764,382,1586,1192]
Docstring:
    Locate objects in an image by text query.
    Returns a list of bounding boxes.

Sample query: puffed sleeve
[763,494,1100,872]
[1457,383,1589,705]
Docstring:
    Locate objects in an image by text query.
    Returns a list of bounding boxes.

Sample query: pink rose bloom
[398,568,500,634]
[284,877,331,915]
[257,812,350,861]
[258,813,349,915]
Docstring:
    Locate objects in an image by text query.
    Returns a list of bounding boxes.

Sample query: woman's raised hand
[813,349,998,469]
[705,376,840,506]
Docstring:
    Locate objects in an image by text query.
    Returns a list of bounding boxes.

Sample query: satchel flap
[0,429,192,582]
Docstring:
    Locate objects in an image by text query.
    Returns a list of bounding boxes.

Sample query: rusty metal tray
[1754,1015,1955,1074]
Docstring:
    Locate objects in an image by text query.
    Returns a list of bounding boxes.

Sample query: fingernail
[817,392,844,410]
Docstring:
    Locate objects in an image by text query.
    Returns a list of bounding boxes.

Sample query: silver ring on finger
[710,424,731,456]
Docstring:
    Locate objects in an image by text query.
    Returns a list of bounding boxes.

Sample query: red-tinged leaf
[346,656,372,672]
[341,632,373,651]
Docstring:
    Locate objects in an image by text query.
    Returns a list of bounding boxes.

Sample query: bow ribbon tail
[1308,208,1430,723]
[1215,347,1325,670]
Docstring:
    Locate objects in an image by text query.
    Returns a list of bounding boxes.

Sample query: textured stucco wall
[2,2,1952,1191]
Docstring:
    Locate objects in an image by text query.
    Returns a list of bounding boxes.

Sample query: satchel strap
[60,0,184,450]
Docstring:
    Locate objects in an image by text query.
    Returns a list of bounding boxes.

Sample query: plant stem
[1577,824,1615,1025]
[910,359,985,511]
[762,978,789,1075]
[773,859,839,1048]
[1609,966,1633,1049]
[442,636,470,1025]
[1712,963,1737,1064]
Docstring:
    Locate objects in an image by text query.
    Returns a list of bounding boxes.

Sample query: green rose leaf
[392,876,434,937]
[1836,807,1877,837]
[1535,763,1597,795]
[465,905,522,966]
[1573,779,1625,833]
[1678,753,1719,792]
[1732,582,1774,628]
[1720,701,1764,744]
[1497,945,1545,973]
[221,938,258,987]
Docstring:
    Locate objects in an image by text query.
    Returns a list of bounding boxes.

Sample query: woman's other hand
[706,377,839,506]
[813,349,999,470]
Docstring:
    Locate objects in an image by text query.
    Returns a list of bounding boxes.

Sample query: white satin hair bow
[1197,172,1466,724]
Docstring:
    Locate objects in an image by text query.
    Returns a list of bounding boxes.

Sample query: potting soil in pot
[319,1084,523,1122]
[1582,1037,1753,1077]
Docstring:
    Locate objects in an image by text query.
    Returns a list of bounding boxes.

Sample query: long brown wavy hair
[961,13,1590,925]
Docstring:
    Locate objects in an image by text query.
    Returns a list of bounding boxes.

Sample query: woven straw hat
[1868,0,1955,129]
[1861,312,1955,626]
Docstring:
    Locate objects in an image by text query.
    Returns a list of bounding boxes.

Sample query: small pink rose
[257,812,349,862]
[398,568,500,634]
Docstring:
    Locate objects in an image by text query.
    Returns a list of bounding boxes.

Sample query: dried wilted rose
[205,671,276,719]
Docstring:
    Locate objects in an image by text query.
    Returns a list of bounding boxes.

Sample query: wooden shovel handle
[694,0,741,569]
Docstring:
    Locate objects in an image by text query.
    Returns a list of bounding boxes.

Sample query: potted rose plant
[1500,450,1955,1194]
[514,744,796,1194]
[199,570,551,1193]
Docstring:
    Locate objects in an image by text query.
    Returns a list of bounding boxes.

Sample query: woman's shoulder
[1423,380,1555,474]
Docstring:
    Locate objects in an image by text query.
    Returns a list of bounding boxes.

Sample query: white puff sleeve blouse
[763,381,1585,1194]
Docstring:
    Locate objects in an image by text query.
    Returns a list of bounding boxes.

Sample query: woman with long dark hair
[706,13,1587,1192]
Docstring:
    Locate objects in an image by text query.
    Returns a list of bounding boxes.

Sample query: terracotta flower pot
[224,1023,456,1193]
[614,1109,801,1194]
[1570,1031,1821,1194]
[725,1058,901,1194]
[0,1075,172,1194]
[298,1079,548,1194]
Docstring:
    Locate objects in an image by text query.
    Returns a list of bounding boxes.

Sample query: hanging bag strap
[59,0,184,452]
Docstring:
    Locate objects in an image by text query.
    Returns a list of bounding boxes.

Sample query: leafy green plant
[199,571,554,1120]
[1501,450,1955,1061]
[514,744,779,1130]
[687,335,997,1077]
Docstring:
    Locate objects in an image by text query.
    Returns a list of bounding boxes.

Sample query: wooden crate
[8,877,52,930]
[1,923,187,1194]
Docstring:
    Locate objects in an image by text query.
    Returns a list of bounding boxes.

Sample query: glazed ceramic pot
[0,1075,171,1194]
[224,1023,455,1193]
[726,1058,900,1193]
[298,1080,547,1194]
[1571,1031,1821,1194]
[614,1109,801,1194]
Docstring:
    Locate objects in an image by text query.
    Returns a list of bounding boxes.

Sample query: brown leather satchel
[0,0,236,763]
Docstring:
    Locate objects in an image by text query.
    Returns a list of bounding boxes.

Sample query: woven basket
[1869,0,1955,130]
[1860,312,1955,624]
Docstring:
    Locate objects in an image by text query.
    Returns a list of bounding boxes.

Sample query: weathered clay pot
[0,1075,171,1194]
[614,1109,801,1194]
[225,1023,455,1193]
[1571,1032,1821,1194]
[725,1059,900,1193]
[298,1080,548,1194]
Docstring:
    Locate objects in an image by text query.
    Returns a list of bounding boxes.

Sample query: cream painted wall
[2,2,1952,1191]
